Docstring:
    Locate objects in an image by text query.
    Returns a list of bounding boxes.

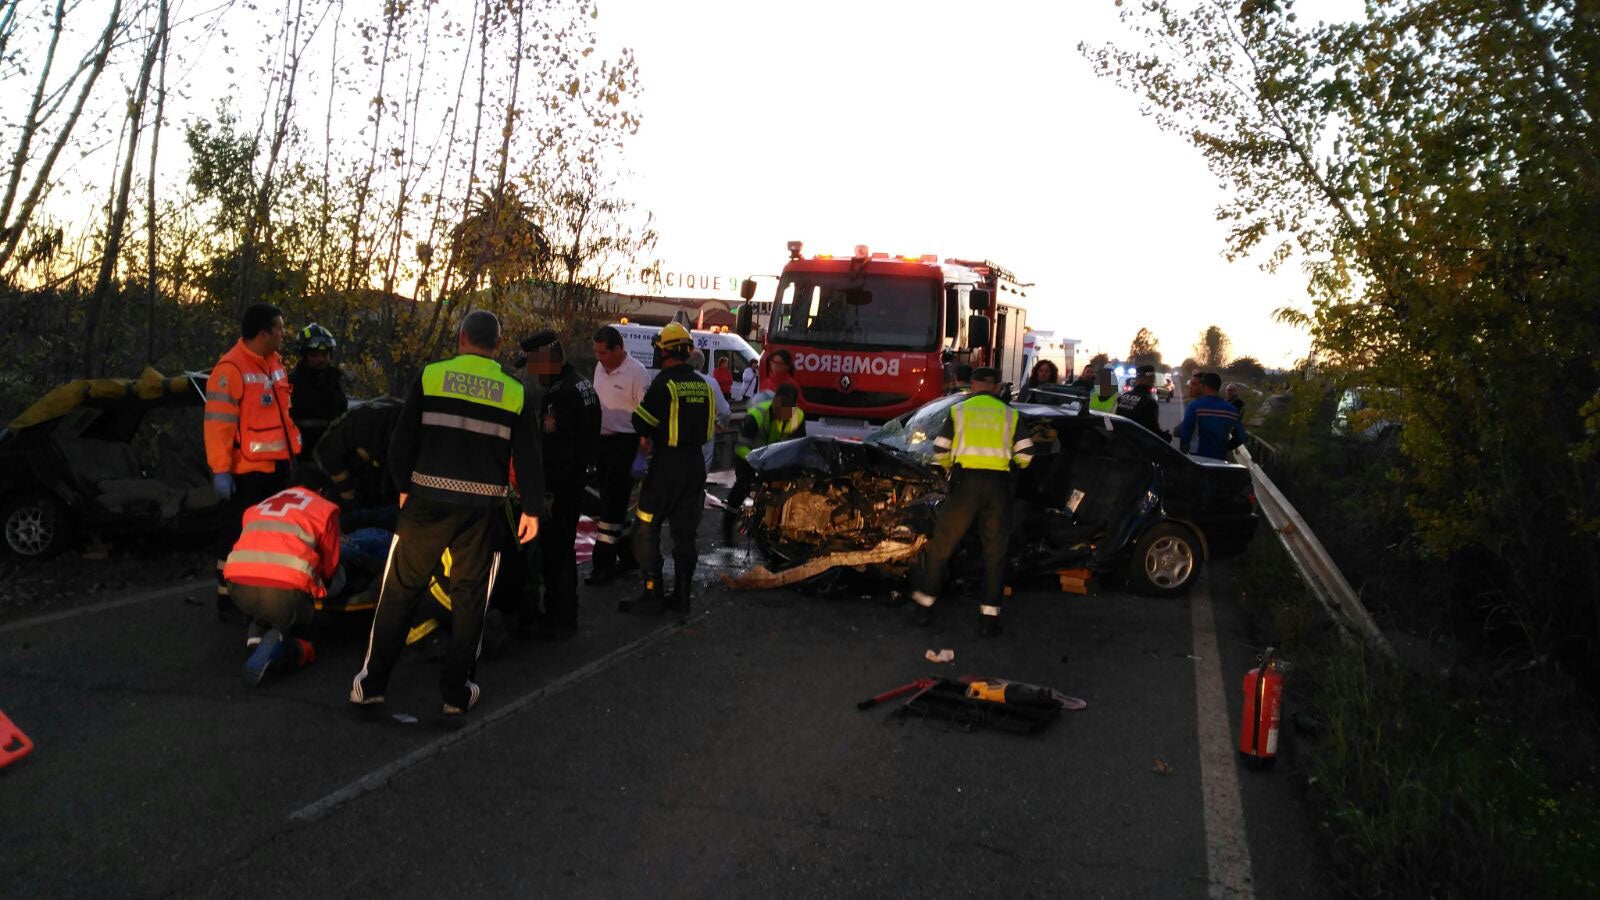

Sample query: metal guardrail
[1233,446,1395,658]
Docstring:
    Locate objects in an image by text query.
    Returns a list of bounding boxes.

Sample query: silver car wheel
[6,503,55,557]
[1143,535,1194,588]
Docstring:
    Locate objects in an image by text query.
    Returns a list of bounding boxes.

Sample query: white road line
[290,619,684,825]
[1191,580,1256,900]
[0,577,213,635]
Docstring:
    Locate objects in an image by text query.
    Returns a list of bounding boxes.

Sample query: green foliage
[1194,324,1230,369]
[1223,355,1266,380]
[1086,0,1600,683]
[1128,326,1162,367]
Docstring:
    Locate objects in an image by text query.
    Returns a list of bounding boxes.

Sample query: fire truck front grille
[803,389,910,408]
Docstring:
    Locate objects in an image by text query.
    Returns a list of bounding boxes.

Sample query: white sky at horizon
[595,0,1322,367]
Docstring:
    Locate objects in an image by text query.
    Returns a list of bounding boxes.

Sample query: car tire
[1130,521,1202,596]
[2,491,74,559]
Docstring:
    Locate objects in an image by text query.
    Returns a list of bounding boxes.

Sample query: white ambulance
[611,323,762,400]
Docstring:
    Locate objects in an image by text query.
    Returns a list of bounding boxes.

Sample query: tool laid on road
[0,710,35,769]
[1239,647,1285,769]
[857,675,1086,735]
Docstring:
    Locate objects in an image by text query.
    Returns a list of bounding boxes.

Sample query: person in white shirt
[736,361,759,403]
[588,325,652,585]
[690,349,731,471]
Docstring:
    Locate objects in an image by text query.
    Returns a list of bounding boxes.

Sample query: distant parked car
[0,369,227,558]
[1157,377,1175,402]
[745,390,1259,596]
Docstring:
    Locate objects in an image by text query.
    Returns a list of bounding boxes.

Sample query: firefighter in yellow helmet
[624,322,714,616]
[910,367,1035,638]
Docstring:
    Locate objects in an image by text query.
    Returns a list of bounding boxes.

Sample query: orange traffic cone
[0,710,35,769]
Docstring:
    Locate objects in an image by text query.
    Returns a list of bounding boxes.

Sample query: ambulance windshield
[768,274,939,351]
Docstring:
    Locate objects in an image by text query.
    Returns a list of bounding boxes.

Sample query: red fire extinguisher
[1239,647,1284,769]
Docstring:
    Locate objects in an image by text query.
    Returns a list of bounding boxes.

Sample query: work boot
[586,544,616,586]
[667,570,694,616]
[632,574,667,615]
[443,680,480,717]
[907,591,937,627]
[245,619,269,648]
[242,629,286,686]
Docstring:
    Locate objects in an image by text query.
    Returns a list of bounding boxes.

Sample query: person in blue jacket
[1176,372,1246,460]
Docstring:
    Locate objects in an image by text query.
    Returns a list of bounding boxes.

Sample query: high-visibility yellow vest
[1089,389,1119,413]
[736,401,805,459]
[936,394,1033,472]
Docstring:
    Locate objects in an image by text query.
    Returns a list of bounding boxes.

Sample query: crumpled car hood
[746,435,940,486]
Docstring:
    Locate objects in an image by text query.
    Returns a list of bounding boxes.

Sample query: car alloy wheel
[3,493,71,558]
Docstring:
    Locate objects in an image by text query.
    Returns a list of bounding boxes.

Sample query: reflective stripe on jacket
[632,364,714,452]
[223,487,341,596]
[933,393,1035,472]
[204,340,302,474]
[736,401,805,459]
[395,353,535,507]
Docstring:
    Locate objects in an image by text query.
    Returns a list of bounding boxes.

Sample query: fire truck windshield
[769,273,939,351]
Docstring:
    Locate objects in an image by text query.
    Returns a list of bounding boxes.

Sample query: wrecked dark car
[0,369,225,558]
[742,392,1258,595]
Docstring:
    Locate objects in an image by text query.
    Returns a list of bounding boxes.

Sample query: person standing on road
[350,310,542,718]
[1224,383,1246,414]
[1177,372,1247,460]
[223,481,341,686]
[758,347,800,398]
[522,330,600,640]
[287,323,346,459]
[736,358,759,403]
[205,303,301,623]
[1089,368,1120,413]
[910,368,1034,638]
[712,355,734,400]
[1114,364,1169,440]
[626,324,713,616]
[588,325,651,585]
[1021,358,1059,402]
[721,382,805,542]
[690,349,732,474]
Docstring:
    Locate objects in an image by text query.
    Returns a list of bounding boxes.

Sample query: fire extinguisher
[1239,647,1284,769]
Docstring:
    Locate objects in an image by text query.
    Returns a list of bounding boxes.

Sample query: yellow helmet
[657,322,693,350]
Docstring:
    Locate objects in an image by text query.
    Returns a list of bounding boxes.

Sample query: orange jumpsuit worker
[205,303,302,625]
[223,483,341,685]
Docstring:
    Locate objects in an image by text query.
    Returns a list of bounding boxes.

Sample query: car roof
[8,368,208,431]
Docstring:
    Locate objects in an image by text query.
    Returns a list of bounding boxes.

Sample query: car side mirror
[968,314,991,349]
[739,278,757,301]
[735,304,753,338]
[969,289,990,311]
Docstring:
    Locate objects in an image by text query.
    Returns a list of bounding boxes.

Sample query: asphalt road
[0,387,1331,898]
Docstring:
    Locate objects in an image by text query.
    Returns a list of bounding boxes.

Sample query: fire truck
[736,241,1030,440]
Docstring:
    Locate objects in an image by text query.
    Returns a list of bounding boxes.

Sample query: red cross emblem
[257,490,314,517]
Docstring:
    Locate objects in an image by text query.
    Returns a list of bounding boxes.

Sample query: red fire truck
[737,241,1030,440]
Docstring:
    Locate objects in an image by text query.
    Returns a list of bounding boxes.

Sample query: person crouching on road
[626,323,713,616]
[206,303,301,624]
[910,368,1034,638]
[350,310,542,719]
[722,382,804,542]
[223,480,341,686]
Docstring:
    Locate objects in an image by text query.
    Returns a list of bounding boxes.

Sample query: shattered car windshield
[866,394,964,460]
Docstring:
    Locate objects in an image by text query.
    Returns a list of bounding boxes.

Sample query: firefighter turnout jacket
[933,394,1035,471]
[314,398,403,509]
[631,363,715,454]
[389,353,544,509]
[205,340,302,475]
[288,361,347,454]
[736,400,806,460]
[223,487,341,597]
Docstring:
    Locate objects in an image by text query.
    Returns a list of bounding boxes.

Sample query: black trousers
[214,466,290,603]
[914,469,1012,612]
[353,497,504,709]
[228,582,314,634]
[539,477,583,626]
[725,457,757,519]
[592,433,638,571]
[632,450,706,580]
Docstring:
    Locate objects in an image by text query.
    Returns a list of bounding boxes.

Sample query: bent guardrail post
[1233,446,1396,659]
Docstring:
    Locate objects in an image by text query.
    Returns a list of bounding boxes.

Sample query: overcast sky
[595,0,1324,367]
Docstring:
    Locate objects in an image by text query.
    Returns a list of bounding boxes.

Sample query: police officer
[288,323,347,458]
[205,303,301,623]
[627,323,713,616]
[910,367,1034,638]
[350,311,542,717]
[721,382,805,542]
[522,329,600,639]
[1114,364,1169,439]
